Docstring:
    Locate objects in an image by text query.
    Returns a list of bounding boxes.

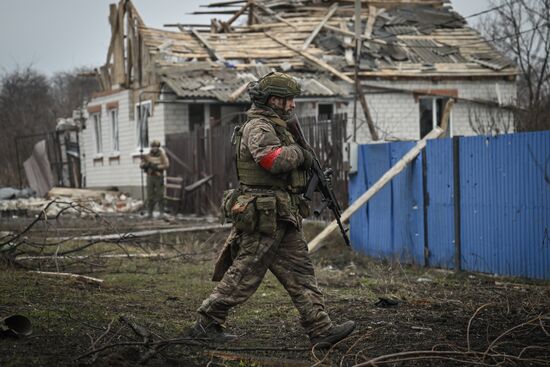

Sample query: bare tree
[479,0,550,131]
[0,67,55,187]
[468,106,515,135]
[50,68,99,119]
[0,67,99,187]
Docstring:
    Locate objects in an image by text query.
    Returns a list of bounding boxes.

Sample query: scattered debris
[416,276,434,283]
[0,187,34,200]
[0,188,143,217]
[375,297,399,308]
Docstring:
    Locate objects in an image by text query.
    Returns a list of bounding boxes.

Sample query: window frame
[419,97,453,138]
[136,101,151,151]
[91,112,103,156]
[109,108,119,154]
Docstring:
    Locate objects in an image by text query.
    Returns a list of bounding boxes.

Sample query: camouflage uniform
[197,106,333,340]
[140,144,169,216]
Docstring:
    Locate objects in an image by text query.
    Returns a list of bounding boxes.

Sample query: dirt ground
[0,211,549,367]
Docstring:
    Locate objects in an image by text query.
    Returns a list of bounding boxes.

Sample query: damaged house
[80,0,517,202]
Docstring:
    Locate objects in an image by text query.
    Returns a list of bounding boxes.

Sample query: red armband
[259,147,283,170]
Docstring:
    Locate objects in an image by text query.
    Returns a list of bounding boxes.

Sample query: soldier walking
[189,72,355,346]
[140,139,170,218]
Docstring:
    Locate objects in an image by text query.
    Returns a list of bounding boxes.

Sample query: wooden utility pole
[353,0,361,142]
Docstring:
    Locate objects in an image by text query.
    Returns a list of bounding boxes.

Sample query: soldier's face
[284,97,296,112]
[269,96,295,113]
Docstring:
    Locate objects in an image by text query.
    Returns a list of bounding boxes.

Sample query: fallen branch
[29,270,104,285]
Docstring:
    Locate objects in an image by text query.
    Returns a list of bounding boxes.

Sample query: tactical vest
[234,114,308,193]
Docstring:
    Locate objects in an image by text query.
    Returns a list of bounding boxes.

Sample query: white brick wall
[346,79,517,143]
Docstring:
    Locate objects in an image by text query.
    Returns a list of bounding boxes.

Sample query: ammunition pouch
[256,196,277,235]
[231,194,257,233]
[289,169,309,193]
[220,188,282,236]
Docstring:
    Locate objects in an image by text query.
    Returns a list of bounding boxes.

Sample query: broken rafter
[301,3,339,51]
[265,32,354,84]
[254,2,298,30]
[323,23,387,44]
[189,10,243,15]
[364,5,379,39]
[190,28,226,62]
[202,0,247,7]
[220,1,250,31]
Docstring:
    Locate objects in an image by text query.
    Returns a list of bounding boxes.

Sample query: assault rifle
[287,115,351,247]
[141,161,162,175]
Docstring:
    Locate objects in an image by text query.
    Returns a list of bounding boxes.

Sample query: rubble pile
[0,187,143,217]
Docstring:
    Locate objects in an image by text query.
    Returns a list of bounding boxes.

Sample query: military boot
[187,317,237,343]
[310,320,356,346]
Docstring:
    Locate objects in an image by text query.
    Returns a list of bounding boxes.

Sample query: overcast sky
[0,0,491,76]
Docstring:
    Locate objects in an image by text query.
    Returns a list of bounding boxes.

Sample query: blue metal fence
[349,131,550,280]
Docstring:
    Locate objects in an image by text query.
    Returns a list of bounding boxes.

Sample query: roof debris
[98,0,517,101]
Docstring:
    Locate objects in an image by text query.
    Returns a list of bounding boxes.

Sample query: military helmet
[150,139,161,148]
[248,72,301,106]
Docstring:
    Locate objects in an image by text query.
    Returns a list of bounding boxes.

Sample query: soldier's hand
[301,147,314,169]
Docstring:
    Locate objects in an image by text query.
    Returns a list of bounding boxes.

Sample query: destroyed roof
[158,64,349,102]
[98,0,517,99]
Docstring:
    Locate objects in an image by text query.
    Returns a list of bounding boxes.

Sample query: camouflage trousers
[197,223,333,339]
[146,175,165,215]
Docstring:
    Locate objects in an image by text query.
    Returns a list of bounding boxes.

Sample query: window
[318,104,334,122]
[189,103,205,131]
[109,109,119,153]
[136,102,151,150]
[419,97,451,138]
[92,113,102,154]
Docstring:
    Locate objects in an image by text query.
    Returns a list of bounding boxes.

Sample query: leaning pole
[308,100,454,253]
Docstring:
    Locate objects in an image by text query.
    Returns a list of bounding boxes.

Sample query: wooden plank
[166,176,184,182]
[228,81,253,102]
[254,2,297,30]
[265,32,354,84]
[203,0,247,7]
[30,271,104,285]
[220,1,250,29]
[307,101,455,253]
[165,183,183,190]
[364,5,378,39]
[323,24,386,44]
[190,28,226,62]
[301,3,338,51]
[185,175,214,192]
[112,0,126,86]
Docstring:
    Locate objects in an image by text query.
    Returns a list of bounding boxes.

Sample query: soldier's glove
[301,147,315,169]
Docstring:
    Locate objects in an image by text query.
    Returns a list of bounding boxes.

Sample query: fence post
[422,150,430,267]
[453,136,462,271]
